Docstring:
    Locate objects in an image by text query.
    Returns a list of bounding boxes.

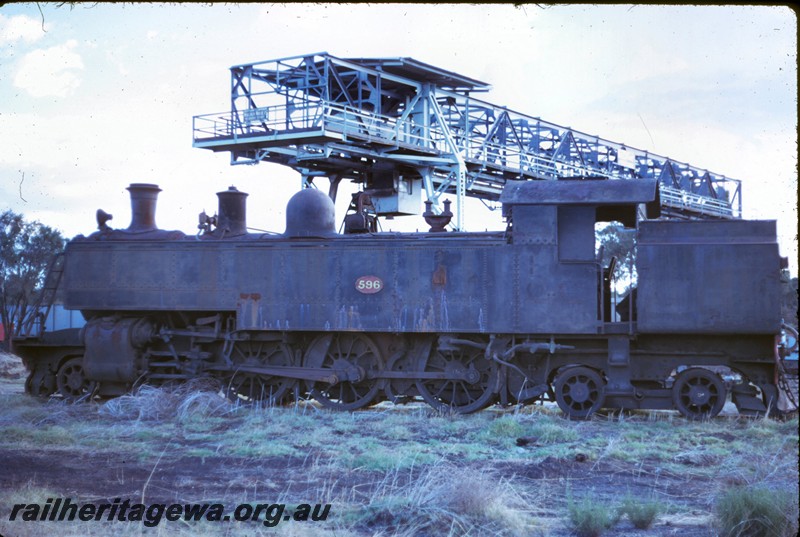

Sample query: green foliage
[595,221,637,291]
[0,424,75,447]
[618,495,660,529]
[0,210,65,348]
[528,418,580,444]
[488,415,526,438]
[715,486,799,537]
[567,497,619,537]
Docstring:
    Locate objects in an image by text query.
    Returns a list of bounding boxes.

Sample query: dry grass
[0,363,798,536]
[0,350,27,379]
[350,463,537,536]
[99,378,234,422]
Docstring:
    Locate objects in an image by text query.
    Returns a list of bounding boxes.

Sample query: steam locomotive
[13,179,794,418]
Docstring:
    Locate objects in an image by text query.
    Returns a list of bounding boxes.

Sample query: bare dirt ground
[0,351,797,537]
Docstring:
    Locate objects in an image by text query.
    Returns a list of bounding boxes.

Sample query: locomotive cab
[500,178,659,330]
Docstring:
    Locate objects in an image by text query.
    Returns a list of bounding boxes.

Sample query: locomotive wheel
[226,341,296,406]
[553,366,605,420]
[416,345,498,414]
[56,357,97,401]
[383,353,417,404]
[25,367,55,397]
[307,333,383,411]
[672,368,726,420]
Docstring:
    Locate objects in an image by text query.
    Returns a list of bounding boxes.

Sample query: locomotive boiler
[13,179,794,419]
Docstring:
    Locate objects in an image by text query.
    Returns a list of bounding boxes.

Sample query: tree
[595,221,637,294]
[0,210,66,350]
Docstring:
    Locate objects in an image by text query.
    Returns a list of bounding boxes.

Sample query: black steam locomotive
[13,179,794,418]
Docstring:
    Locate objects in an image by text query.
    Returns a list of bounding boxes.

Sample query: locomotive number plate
[355,275,383,294]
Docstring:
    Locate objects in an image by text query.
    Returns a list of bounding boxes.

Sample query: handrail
[193,52,743,221]
[193,104,738,219]
[194,104,739,219]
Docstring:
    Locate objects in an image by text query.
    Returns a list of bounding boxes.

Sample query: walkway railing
[193,52,742,220]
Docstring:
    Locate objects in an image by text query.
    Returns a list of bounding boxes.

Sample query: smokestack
[217,186,248,236]
[126,183,161,232]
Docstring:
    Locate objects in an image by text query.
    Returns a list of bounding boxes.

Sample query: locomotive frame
[13,179,794,419]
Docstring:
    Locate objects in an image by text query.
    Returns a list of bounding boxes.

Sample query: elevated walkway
[193,52,742,228]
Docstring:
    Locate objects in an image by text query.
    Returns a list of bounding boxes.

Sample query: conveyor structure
[192,52,742,229]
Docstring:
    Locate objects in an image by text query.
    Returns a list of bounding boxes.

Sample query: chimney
[126,183,161,232]
[217,186,248,236]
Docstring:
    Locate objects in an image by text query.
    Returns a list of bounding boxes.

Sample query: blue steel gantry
[192,52,742,229]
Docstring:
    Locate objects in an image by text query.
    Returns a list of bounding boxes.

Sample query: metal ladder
[18,252,65,339]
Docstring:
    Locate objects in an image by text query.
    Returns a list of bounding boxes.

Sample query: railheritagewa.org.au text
[8,497,331,528]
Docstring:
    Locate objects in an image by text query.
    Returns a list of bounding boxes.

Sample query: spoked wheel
[383,353,417,404]
[553,366,605,419]
[416,344,498,414]
[307,333,383,411]
[226,341,296,406]
[56,357,97,401]
[672,368,726,420]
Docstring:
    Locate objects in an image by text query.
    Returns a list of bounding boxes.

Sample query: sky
[0,3,797,272]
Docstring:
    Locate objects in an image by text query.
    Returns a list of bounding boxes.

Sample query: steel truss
[193,52,742,228]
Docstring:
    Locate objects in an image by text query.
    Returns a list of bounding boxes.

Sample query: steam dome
[284,188,336,238]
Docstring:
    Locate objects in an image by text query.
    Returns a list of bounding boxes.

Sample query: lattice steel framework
[193,52,742,229]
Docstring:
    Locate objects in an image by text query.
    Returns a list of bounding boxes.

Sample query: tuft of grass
[469,414,527,447]
[379,423,414,440]
[775,416,798,435]
[567,497,619,537]
[353,463,536,535]
[0,480,62,507]
[488,415,527,437]
[1,424,75,447]
[528,418,580,444]
[715,485,799,537]
[618,495,660,529]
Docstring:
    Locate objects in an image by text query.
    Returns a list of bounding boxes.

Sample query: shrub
[567,497,618,537]
[716,486,799,537]
[619,496,660,529]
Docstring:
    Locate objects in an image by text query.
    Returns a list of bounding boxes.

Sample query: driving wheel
[307,333,383,410]
[226,341,296,406]
[416,344,498,414]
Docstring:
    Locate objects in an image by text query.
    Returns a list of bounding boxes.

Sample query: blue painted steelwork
[16,304,86,338]
[193,52,742,227]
